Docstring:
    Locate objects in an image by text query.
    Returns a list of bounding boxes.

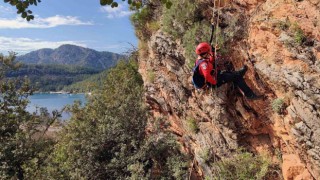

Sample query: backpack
[192,59,207,89]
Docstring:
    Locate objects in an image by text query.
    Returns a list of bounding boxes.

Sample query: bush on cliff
[212,150,271,180]
[131,4,162,40]
[162,0,200,39]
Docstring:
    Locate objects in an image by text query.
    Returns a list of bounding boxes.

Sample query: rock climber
[193,42,261,100]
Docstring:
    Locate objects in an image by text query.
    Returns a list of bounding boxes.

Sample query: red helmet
[196,42,211,55]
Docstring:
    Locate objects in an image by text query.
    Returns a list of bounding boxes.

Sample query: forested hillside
[6,64,100,91]
[16,44,124,70]
[62,69,108,93]
[9,45,126,92]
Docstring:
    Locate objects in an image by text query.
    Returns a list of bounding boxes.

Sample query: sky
[0,0,138,55]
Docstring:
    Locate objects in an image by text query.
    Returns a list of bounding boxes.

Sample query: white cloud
[0,15,93,29]
[0,5,15,14]
[100,3,133,19]
[0,36,87,54]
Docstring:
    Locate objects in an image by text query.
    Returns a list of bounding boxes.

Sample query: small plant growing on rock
[291,23,306,45]
[162,0,198,39]
[200,148,212,163]
[212,149,271,180]
[147,21,160,32]
[277,19,291,31]
[186,117,199,133]
[138,41,149,57]
[274,148,283,163]
[147,70,155,83]
[271,98,285,114]
[130,6,153,39]
[294,28,306,45]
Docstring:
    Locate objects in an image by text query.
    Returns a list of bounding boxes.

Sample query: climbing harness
[192,59,208,89]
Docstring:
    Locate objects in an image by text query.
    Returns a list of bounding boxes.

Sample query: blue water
[27,93,86,120]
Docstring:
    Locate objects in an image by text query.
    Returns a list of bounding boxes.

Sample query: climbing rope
[210,0,222,98]
[210,0,223,131]
[211,0,221,98]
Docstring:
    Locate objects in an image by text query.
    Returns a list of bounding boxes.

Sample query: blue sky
[0,0,138,55]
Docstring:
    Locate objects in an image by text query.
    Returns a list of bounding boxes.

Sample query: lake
[27,93,87,120]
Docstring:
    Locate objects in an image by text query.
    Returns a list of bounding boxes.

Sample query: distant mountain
[16,44,125,70]
[10,44,127,91]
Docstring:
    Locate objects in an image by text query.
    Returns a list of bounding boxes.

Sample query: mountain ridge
[16,44,125,70]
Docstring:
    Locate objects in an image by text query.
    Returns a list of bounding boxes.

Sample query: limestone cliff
[135,0,320,179]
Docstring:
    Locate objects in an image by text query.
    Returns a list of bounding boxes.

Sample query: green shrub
[212,150,271,180]
[277,19,291,31]
[166,155,189,179]
[186,117,199,133]
[271,98,285,114]
[131,134,189,179]
[0,53,58,180]
[40,58,189,179]
[138,41,149,57]
[131,7,150,26]
[275,148,282,163]
[147,70,155,83]
[162,0,199,38]
[130,1,172,40]
[43,60,148,179]
[291,23,306,45]
[148,21,160,32]
[294,28,306,45]
[182,22,211,68]
[200,148,212,163]
[212,27,227,54]
[131,6,153,39]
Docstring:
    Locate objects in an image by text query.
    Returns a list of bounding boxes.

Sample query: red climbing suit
[195,53,218,86]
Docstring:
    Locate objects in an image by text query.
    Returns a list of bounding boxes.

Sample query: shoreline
[33,91,92,95]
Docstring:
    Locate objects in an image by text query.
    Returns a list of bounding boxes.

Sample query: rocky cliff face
[137,0,320,179]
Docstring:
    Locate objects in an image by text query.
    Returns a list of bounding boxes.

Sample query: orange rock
[282,154,312,180]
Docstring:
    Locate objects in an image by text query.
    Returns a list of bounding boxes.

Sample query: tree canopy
[3,0,40,21]
[0,53,59,179]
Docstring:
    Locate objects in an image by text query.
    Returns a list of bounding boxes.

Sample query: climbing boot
[237,65,248,76]
[246,93,263,100]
